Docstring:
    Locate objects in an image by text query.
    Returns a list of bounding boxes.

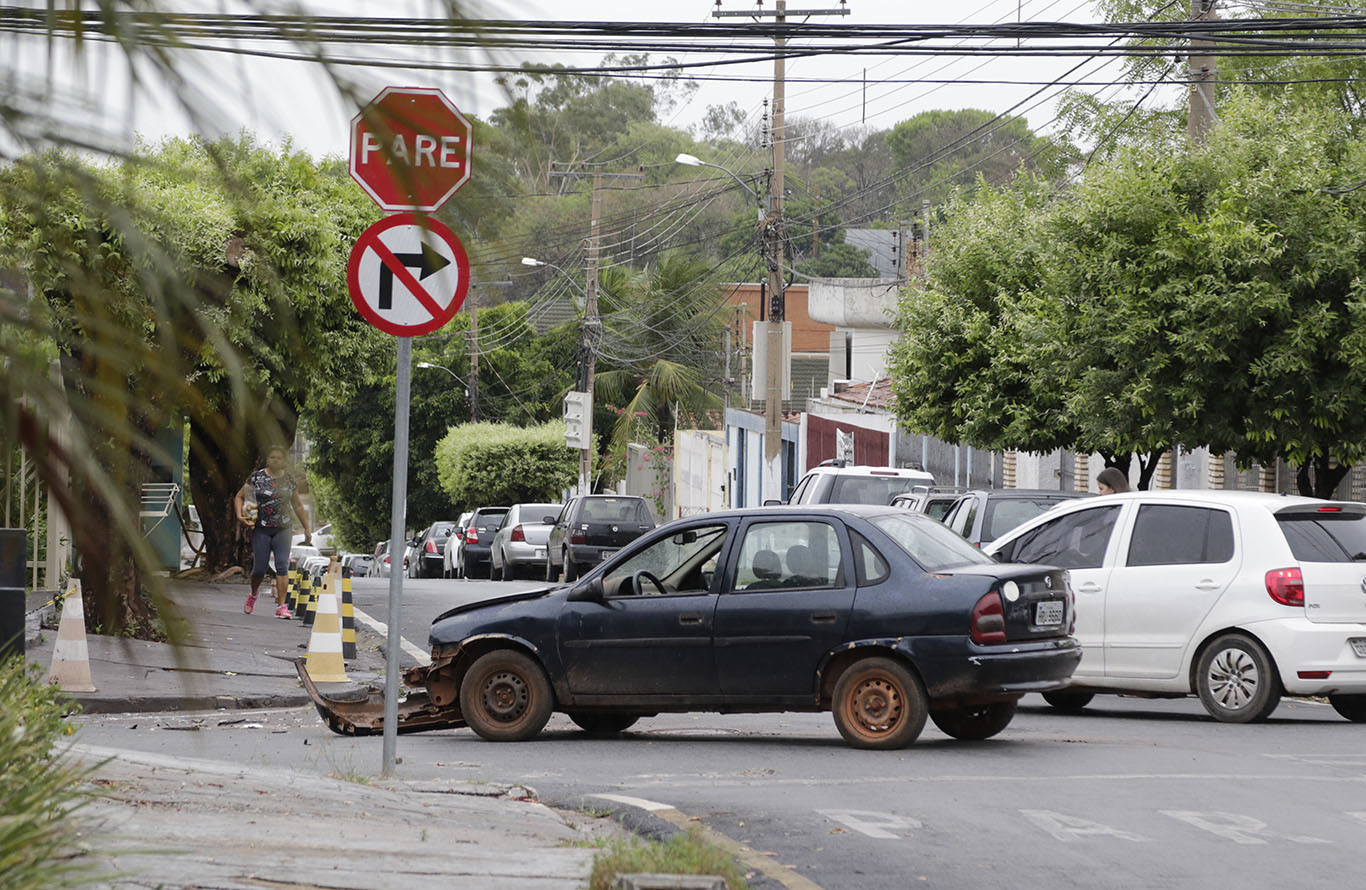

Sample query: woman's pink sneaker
[243,592,257,614]
[275,604,293,619]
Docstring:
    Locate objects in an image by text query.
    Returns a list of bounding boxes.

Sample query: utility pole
[1188,0,1218,145]
[549,162,643,495]
[714,1,850,501]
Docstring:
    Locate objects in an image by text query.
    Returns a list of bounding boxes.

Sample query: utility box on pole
[564,391,592,451]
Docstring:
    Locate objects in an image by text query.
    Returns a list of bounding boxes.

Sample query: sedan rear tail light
[1265,567,1304,607]
[510,524,525,543]
[971,592,1007,645]
[570,533,586,545]
[425,540,438,554]
[465,527,478,544]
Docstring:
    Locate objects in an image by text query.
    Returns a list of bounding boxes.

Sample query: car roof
[804,465,932,477]
[661,504,917,524]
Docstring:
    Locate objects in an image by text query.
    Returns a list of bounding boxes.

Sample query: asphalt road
[74,576,1366,890]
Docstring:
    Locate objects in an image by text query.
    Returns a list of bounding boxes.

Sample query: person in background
[1096,467,1132,495]
[234,445,310,618]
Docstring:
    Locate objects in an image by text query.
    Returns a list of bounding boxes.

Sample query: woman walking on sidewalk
[234,445,310,618]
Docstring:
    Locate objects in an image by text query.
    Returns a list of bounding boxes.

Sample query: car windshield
[869,513,995,571]
[829,475,924,505]
[1277,512,1366,562]
[582,498,644,522]
[522,504,560,523]
[604,524,727,590]
[982,498,1071,543]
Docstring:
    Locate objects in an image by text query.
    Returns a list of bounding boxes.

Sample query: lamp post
[524,256,596,496]
[676,152,786,500]
[414,361,468,392]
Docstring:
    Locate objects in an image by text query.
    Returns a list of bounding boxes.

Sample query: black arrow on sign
[378,242,451,310]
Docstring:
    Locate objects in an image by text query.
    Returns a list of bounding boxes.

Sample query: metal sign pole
[381,336,412,777]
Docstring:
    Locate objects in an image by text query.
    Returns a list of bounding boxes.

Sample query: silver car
[489,502,561,581]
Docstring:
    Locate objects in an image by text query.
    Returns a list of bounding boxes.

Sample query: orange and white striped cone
[47,580,96,692]
[303,577,348,683]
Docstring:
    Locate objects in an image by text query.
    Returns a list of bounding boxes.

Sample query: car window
[477,509,508,530]
[789,475,813,504]
[1126,505,1234,566]
[1000,505,1121,569]
[828,475,922,505]
[924,497,957,522]
[960,500,979,537]
[732,521,843,591]
[869,512,995,571]
[602,524,728,595]
[849,530,890,586]
[982,498,1072,544]
[1276,512,1366,562]
[522,504,560,523]
[582,498,646,522]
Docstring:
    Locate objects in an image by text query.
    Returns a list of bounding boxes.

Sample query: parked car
[785,463,935,507]
[409,520,458,579]
[891,486,970,521]
[490,502,562,581]
[294,522,334,556]
[417,505,1079,747]
[457,507,509,580]
[986,490,1366,724]
[372,540,392,578]
[443,511,474,578]
[939,489,1091,547]
[288,544,320,573]
[546,495,656,582]
[341,552,373,577]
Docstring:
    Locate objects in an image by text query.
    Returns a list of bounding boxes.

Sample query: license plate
[1034,600,1064,627]
[1352,638,1366,658]
[534,548,545,559]
[600,549,617,561]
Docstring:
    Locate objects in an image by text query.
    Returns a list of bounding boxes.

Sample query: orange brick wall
[722,283,835,354]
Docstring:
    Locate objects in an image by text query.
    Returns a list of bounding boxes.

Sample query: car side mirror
[566,577,605,603]
[542,515,557,525]
[762,499,783,507]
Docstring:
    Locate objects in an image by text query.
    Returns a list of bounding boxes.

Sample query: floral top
[246,468,297,529]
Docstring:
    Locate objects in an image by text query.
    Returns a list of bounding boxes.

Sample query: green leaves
[434,421,579,509]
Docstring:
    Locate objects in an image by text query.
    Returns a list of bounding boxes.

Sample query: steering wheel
[633,571,667,597]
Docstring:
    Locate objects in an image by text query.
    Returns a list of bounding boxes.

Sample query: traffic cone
[47,580,96,692]
[287,568,301,613]
[303,577,348,683]
[340,567,357,660]
[303,572,320,626]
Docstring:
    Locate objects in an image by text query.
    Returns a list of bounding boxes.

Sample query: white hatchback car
[986,490,1366,723]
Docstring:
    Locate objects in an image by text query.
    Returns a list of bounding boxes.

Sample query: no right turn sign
[346,214,470,337]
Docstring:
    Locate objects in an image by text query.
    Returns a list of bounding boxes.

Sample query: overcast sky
[5,1,1149,161]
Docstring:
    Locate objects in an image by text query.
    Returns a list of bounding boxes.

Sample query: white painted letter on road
[1020,810,1147,842]
[818,809,921,839]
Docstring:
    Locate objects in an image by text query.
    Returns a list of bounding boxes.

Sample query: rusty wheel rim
[843,674,904,738]
[481,670,529,723]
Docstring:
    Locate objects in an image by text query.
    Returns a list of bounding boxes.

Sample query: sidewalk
[21,579,615,890]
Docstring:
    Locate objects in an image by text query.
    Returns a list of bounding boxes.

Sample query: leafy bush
[0,658,100,889]
[434,421,580,511]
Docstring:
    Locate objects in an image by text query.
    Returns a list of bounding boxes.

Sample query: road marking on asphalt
[1160,811,1329,845]
[591,794,826,890]
[1020,809,1147,842]
[817,809,922,839]
[351,606,431,666]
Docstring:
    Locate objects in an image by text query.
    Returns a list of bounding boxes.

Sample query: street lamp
[675,153,763,212]
[521,256,586,307]
[415,361,468,394]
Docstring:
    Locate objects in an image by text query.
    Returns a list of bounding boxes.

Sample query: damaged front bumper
[294,657,466,736]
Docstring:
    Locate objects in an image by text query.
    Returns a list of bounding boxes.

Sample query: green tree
[434,421,579,509]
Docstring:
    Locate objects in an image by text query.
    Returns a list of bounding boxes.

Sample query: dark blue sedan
[420,506,1081,749]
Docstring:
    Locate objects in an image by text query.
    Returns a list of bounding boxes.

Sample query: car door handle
[1075,582,1103,594]
[811,610,838,624]
[679,612,703,626]
[1195,580,1221,591]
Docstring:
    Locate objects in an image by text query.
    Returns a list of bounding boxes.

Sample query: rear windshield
[829,475,927,506]
[982,498,1071,543]
[582,498,647,522]
[869,513,995,572]
[522,504,561,523]
[1277,513,1366,562]
[475,509,508,527]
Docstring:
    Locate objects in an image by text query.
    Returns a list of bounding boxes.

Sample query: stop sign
[349,86,472,212]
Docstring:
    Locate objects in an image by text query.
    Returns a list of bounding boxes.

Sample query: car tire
[1196,633,1282,723]
[1329,694,1366,722]
[1041,690,1095,713]
[929,701,1018,740]
[544,555,555,583]
[567,712,641,734]
[561,551,579,583]
[458,650,554,742]
[491,557,504,582]
[831,657,928,750]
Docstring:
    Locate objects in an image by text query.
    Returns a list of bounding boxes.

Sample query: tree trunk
[1135,450,1166,492]
[1296,455,1351,499]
